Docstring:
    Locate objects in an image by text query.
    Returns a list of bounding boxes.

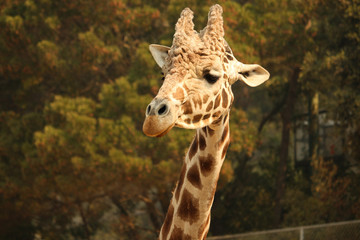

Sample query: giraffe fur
[143,4,270,239]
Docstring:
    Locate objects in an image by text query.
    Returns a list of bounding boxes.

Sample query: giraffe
[143,5,270,239]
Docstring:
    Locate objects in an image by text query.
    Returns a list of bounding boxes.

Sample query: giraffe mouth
[142,115,176,138]
[154,123,175,137]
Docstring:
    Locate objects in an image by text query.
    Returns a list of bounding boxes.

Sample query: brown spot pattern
[207,126,215,136]
[177,189,200,224]
[193,96,202,109]
[199,154,215,177]
[214,94,221,109]
[223,113,228,124]
[169,226,192,240]
[212,111,222,119]
[203,94,209,104]
[222,89,228,108]
[185,118,191,124]
[202,127,208,137]
[175,164,186,201]
[220,123,229,145]
[161,204,174,239]
[182,101,193,114]
[188,134,198,161]
[203,114,211,120]
[199,133,206,150]
[212,114,223,125]
[173,87,185,101]
[206,101,214,112]
[193,114,203,124]
[187,164,202,189]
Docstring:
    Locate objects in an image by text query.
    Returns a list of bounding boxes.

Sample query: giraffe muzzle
[146,99,170,117]
[143,99,176,137]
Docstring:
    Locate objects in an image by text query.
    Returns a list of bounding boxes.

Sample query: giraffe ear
[238,64,270,87]
[149,44,170,68]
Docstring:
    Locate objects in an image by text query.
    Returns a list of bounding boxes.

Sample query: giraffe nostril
[146,105,152,116]
[157,104,168,116]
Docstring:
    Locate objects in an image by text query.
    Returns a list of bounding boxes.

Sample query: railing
[208,219,360,240]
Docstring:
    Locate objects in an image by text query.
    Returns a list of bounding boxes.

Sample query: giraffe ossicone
[143,4,269,239]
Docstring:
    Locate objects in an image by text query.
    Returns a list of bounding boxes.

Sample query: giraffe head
[143,5,269,137]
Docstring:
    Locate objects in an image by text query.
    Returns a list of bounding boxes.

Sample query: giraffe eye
[204,73,219,84]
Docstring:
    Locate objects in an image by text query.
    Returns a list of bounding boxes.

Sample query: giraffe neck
[160,112,230,240]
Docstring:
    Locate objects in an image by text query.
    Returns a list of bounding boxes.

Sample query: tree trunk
[309,91,319,163]
[273,68,300,227]
[111,197,140,240]
[78,204,91,240]
[144,198,162,234]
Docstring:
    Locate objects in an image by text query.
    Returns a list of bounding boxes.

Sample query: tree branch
[258,93,287,133]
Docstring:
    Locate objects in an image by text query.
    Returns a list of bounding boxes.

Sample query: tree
[0,1,166,238]
[1,0,359,238]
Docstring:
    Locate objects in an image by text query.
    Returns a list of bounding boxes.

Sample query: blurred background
[0,0,359,239]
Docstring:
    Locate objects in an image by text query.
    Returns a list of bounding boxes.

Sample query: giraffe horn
[175,8,195,38]
[203,4,224,40]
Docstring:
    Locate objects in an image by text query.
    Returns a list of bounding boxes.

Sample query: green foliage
[28,79,192,239]
[0,0,359,239]
[212,0,360,235]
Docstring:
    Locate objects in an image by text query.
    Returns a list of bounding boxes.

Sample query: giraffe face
[143,45,233,137]
[143,6,269,137]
